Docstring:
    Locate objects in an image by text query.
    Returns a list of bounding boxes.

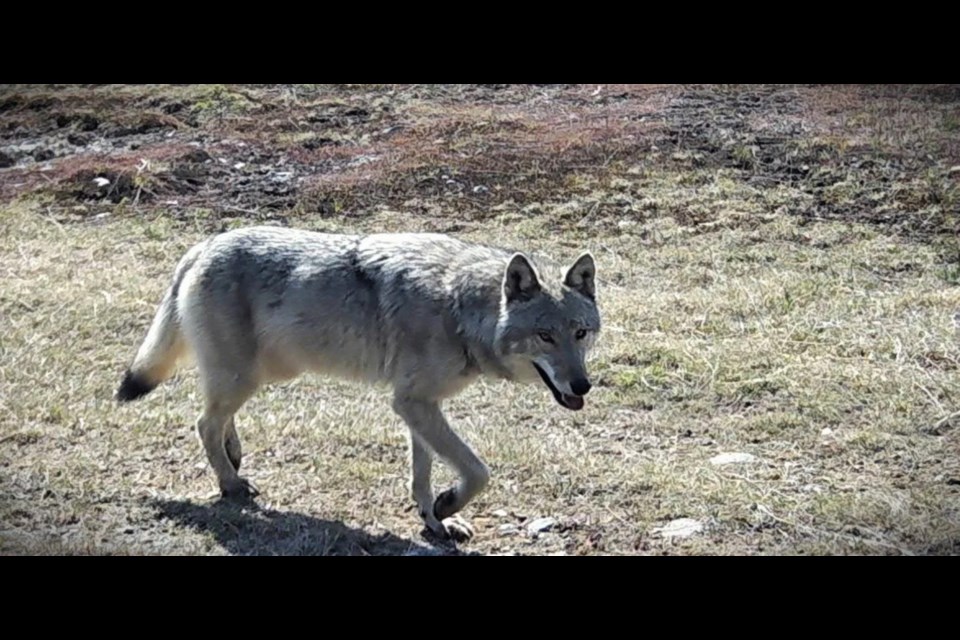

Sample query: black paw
[433,489,458,520]
[220,478,259,501]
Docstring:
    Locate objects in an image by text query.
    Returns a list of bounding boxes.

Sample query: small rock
[652,518,703,539]
[302,137,337,150]
[79,114,99,131]
[67,133,91,146]
[526,517,557,535]
[348,154,378,168]
[180,149,211,164]
[820,427,834,437]
[492,509,509,518]
[498,523,520,536]
[92,177,110,187]
[709,452,757,466]
[949,166,960,175]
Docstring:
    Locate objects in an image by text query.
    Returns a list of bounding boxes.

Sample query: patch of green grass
[940,263,960,285]
[188,84,253,115]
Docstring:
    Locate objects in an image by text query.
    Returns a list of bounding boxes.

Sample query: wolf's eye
[575,329,588,340]
[538,331,555,344]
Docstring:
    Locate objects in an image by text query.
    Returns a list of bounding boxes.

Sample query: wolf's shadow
[151,498,480,556]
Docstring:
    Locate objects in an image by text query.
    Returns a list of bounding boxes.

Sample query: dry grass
[2,84,959,555]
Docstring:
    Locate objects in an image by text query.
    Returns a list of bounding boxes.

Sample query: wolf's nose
[571,378,592,396]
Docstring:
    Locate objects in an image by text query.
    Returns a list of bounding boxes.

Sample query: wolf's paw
[420,508,475,543]
[433,488,459,519]
[220,477,260,500]
[439,515,475,542]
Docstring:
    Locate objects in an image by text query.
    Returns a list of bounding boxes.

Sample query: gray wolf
[115,226,601,541]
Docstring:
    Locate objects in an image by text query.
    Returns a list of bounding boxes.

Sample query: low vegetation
[1,84,958,555]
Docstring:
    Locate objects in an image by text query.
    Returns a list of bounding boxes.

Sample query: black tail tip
[116,370,155,403]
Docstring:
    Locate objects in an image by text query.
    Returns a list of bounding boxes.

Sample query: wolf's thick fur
[117,226,601,540]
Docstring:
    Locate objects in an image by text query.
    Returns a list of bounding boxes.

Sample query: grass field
[1,84,959,555]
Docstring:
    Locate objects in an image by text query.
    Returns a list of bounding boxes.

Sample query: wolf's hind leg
[197,371,258,499]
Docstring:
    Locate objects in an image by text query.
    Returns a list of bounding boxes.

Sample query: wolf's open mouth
[533,363,585,411]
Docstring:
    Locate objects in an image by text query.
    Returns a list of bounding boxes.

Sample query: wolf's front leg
[408,433,436,520]
[395,396,489,542]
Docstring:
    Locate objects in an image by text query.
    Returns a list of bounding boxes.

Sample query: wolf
[115,225,600,541]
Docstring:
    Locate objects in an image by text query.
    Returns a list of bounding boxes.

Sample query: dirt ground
[1,84,959,555]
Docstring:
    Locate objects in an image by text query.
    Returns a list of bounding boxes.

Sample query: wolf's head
[494,251,601,411]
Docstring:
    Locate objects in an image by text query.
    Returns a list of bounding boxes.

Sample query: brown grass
[1,84,959,555]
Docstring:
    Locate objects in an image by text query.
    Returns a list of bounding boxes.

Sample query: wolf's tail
[116,241,207,402]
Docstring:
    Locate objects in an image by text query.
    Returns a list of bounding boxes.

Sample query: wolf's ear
[564,252,596,300]
[503,253,542,303]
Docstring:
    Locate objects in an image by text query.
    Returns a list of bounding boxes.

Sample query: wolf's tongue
[533,363,585,412]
